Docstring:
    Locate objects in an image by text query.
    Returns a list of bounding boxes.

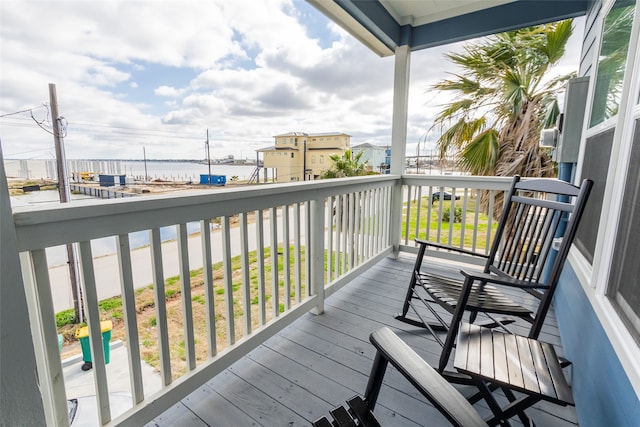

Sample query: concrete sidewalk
[63,341,162,425]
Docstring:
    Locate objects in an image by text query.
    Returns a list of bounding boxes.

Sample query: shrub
[56,309,77,328]
[443,206,463,223]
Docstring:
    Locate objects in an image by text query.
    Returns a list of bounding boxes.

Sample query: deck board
[148,254,579,427]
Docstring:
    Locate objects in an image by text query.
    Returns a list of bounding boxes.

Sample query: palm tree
[321,149,369,178]
[431,20,574,179]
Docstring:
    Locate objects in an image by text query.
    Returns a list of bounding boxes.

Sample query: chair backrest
[484,175,593,337]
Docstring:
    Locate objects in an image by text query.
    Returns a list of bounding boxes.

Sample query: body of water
[3,159,258,182]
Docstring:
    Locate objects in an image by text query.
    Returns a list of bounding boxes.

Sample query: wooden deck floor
[146,254,579,427]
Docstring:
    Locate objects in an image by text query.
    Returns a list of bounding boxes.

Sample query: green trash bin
[75,320,112,371]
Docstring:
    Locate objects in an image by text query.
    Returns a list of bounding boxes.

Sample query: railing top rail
[401,174,514,190]
[14,175,399,252]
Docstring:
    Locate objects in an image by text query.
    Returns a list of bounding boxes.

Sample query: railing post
[390,178,403,258]
[310,197,325,314]
[389,42,411,258]
[0,145,47,426]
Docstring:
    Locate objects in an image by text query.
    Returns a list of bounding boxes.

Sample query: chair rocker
[395,176,593,373]
[313,327,489,427]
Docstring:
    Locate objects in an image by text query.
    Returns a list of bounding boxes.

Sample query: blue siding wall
[555,265,640,426]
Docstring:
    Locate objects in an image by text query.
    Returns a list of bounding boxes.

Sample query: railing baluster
[20,250,69,426]
[448,188,456,246]
[200,219,216,357]
[404,184,412,244]
[255,210,266,325]
[426,186,433,241]
[177,224,196,371]
[341,194,348,273]
[327,196,334,282]
[359,191,365,260]
[150,228,171,385]
[473,189,480,252]
[369,189,375,256]
[305,201,312,298]
[415,185,423,242]
[460,189,468,250]
[270,207,279,319]
[310,198,325,314]
[371,188,378,252]
[335,195,342,277]
[283,205,291,310]
[221,216,235,345]
[294,203,302,303]
[240,213,251,335]
[116,234,144,404]
[487,191,496,255]
[353,192,361,266]
[78,240,111,425]
[436,186,444,243]
[348,193,355,269]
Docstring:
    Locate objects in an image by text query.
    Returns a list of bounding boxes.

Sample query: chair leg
[438,276,474,372]
[363,351,388,411]
[395,242,427,320]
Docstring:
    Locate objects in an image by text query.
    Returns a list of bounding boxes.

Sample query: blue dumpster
[200,174,226,186]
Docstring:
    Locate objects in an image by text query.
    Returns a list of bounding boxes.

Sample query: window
[320,155,324,164]
[291,153,294,158]
[575,129,615,262]
[608,119,640,344]
[589,0,636,127]
[311,156,316,164]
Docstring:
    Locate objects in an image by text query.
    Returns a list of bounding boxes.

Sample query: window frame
[571,0,640,394]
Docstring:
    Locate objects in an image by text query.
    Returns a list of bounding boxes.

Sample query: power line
[0,105,48,118]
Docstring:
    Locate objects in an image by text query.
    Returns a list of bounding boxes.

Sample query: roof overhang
[307,0,591,57]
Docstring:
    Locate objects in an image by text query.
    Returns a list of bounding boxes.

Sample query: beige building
[259,132,351,181]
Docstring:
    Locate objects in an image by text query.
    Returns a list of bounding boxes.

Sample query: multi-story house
[260,132,351,181]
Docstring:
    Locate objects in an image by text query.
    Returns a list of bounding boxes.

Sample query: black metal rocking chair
[395,175,593,373]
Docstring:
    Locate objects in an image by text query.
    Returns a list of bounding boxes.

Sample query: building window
[608,119,640,344]
[290,138,294,143]
[311,155,316,164]
[291,153,294,158]
[589,0,636,127]
[320,155,324,164]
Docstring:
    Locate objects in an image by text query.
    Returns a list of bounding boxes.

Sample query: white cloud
[155,86,182,97]
[0,1,583,161]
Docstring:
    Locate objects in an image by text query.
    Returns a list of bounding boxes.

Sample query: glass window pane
[589,0,636,127]
[608,119,640,344]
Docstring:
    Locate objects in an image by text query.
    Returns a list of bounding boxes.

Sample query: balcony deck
[147,254,579,427]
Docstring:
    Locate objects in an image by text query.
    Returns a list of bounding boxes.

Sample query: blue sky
[0,0,584,161]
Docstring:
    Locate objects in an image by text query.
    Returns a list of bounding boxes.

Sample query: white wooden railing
[14,175,395,426]
[400,175,513,265]
[12,173,515,426]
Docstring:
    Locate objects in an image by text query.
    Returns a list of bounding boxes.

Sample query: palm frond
[545,20,574,64]
[460,128,500,175]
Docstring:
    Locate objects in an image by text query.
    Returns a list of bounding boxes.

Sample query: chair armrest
[415,239,489,259]
[460,270,549,290]
[369,327,487,427]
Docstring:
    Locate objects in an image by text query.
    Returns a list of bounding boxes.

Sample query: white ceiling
[379,0,516,26]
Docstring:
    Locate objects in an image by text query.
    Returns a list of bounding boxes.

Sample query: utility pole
[206,129,212,185]
[50,83,83,323]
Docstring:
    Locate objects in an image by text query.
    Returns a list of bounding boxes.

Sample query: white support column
[390,44,411,257]
[0,145,47,425]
